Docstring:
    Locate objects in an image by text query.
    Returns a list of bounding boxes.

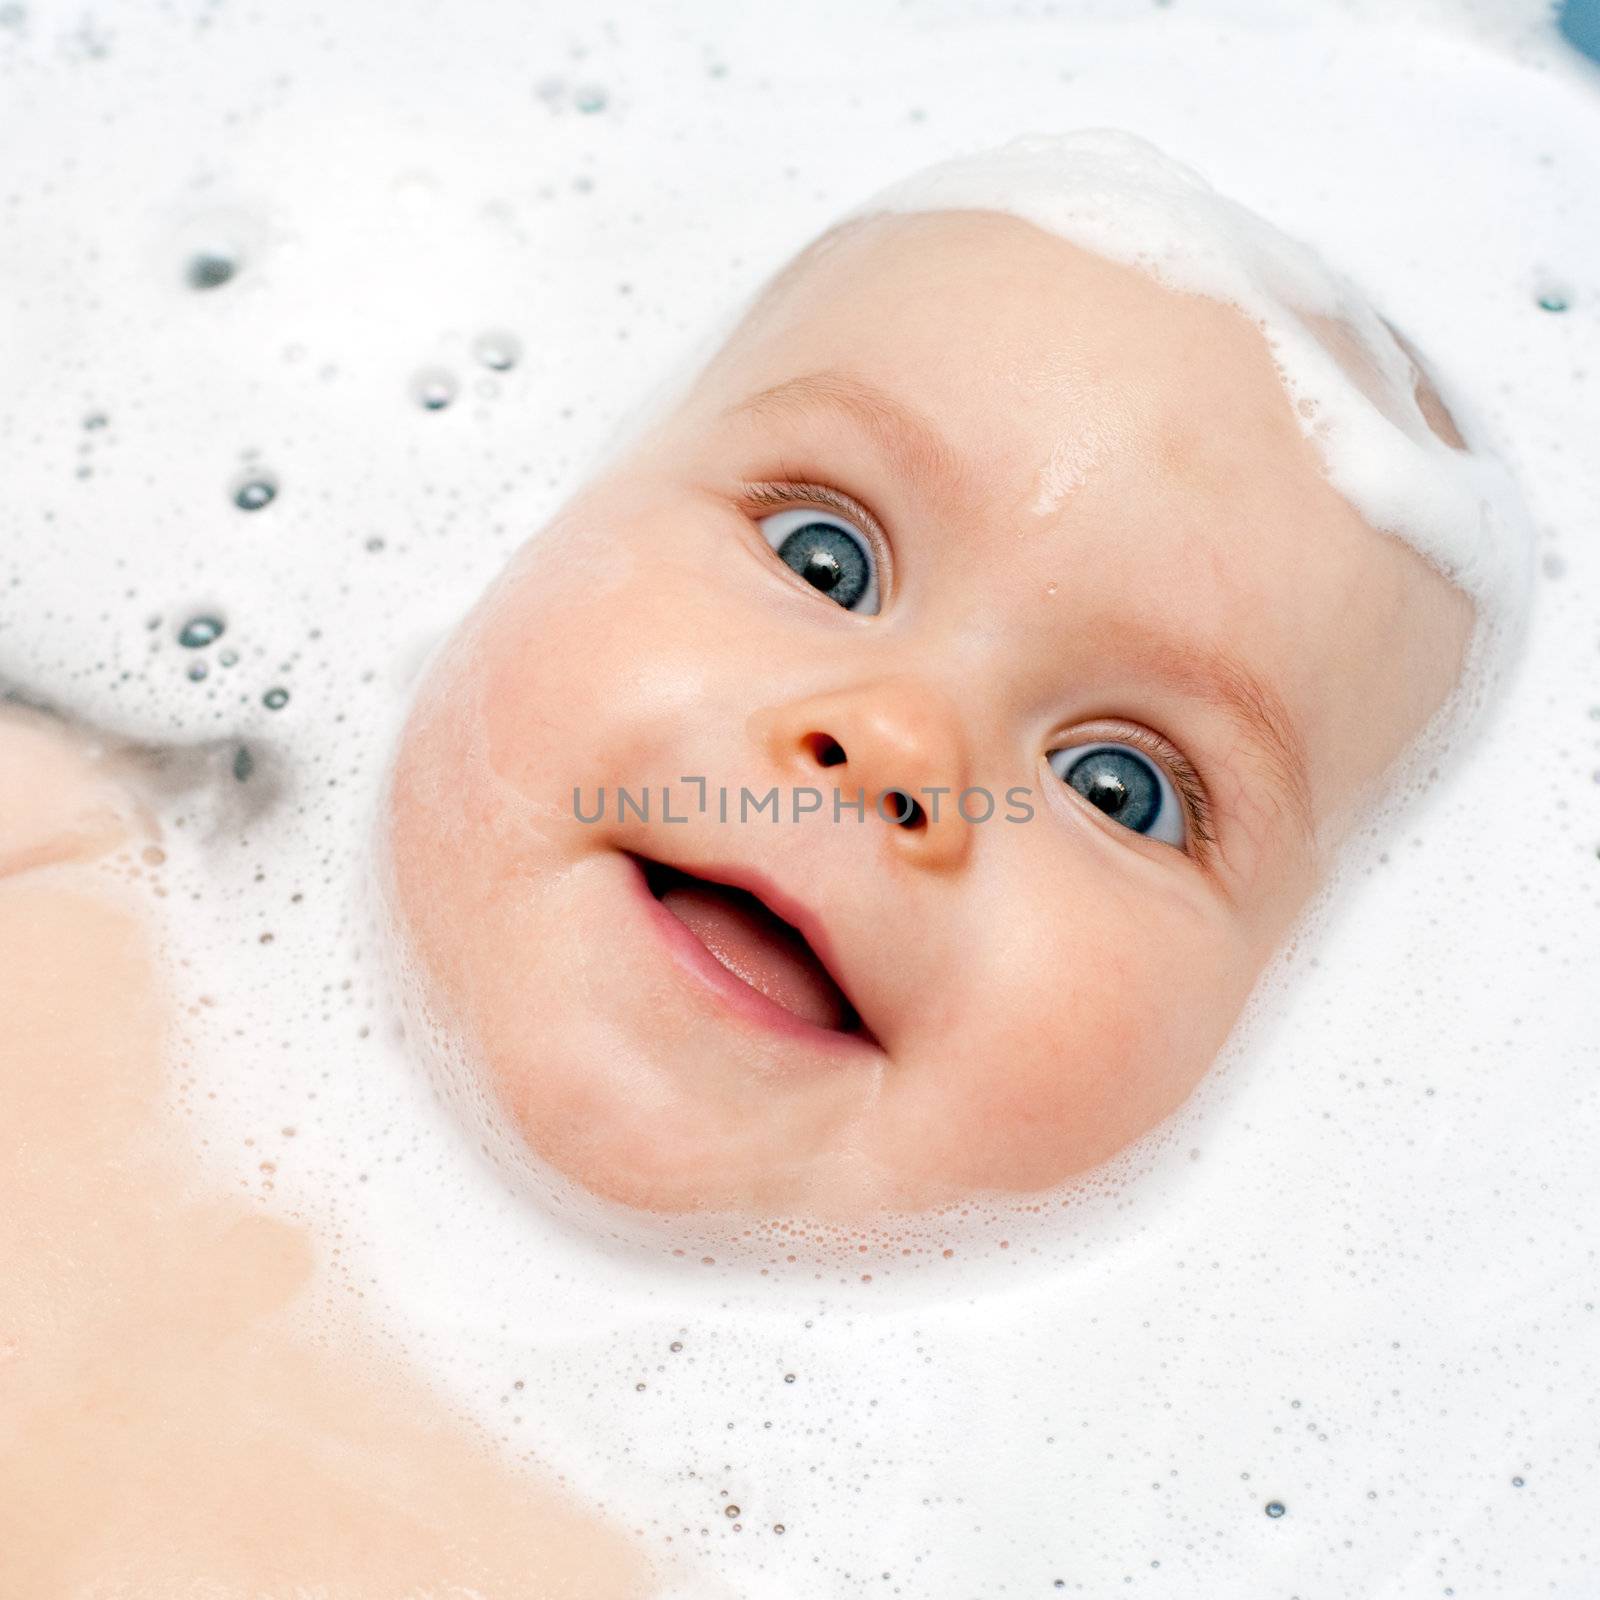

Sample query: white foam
[2,0,1597,1593]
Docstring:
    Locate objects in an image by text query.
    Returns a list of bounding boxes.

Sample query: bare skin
[0,708,650,1600]
[384,210,1475,1219]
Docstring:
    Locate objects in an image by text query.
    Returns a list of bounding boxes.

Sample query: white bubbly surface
[2,0,1598,1595]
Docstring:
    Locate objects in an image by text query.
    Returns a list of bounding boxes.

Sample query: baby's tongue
[657,879,850,1031]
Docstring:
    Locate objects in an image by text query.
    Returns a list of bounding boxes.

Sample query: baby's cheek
[966,976,1150,1189]
[934,926,1245,1192]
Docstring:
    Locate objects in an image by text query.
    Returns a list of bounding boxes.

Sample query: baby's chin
[419,1012,1082,1226]
[438,1005,1199,1260]
[379,859,1170,1227]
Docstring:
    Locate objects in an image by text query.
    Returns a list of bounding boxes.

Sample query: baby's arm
[0,707,651,1599]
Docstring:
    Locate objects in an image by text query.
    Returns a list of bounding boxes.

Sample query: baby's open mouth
[630,854,868,1038]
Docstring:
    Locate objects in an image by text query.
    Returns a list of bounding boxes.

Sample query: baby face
[384,211,1472,1219]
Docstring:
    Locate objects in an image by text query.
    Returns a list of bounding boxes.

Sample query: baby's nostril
[804,732,847,769]
[884,788,926,830]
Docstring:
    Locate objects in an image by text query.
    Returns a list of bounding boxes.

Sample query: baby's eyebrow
[724,370,968,500]
[1157,638,1315,844]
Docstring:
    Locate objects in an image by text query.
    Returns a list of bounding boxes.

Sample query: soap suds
[1,0,1596,1594]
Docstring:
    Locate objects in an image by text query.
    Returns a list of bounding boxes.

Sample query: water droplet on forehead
[1265,1500,1287,1518]
[262,686,290,711]
[573,83,608,113]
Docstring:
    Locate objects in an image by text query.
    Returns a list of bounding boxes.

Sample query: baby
[381,133,1524,1223]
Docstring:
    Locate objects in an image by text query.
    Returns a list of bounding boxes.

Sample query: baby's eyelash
[740,479,885,540]
[1172,762,1216,856]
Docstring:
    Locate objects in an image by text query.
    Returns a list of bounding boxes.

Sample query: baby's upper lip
[626,849,881,1048]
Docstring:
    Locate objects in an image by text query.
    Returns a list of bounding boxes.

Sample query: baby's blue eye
[1048,742,1186,848]
[758,508,880,615]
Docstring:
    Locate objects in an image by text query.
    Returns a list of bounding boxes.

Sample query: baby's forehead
[762,209,1461,446]
[711,213,1285,450]
[740,208,1241,357]
[705,219,1387,561]
[712,215,1346,523]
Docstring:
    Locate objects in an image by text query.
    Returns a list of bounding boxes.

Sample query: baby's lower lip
[620,852,878,1056]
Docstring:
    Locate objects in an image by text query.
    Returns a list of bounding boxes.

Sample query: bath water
[1,0,1596,1593]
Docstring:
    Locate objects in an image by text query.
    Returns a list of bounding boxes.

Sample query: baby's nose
[750,677,973,871]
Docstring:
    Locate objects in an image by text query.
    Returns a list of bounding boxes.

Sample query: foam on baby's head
[843,130,1533,636]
